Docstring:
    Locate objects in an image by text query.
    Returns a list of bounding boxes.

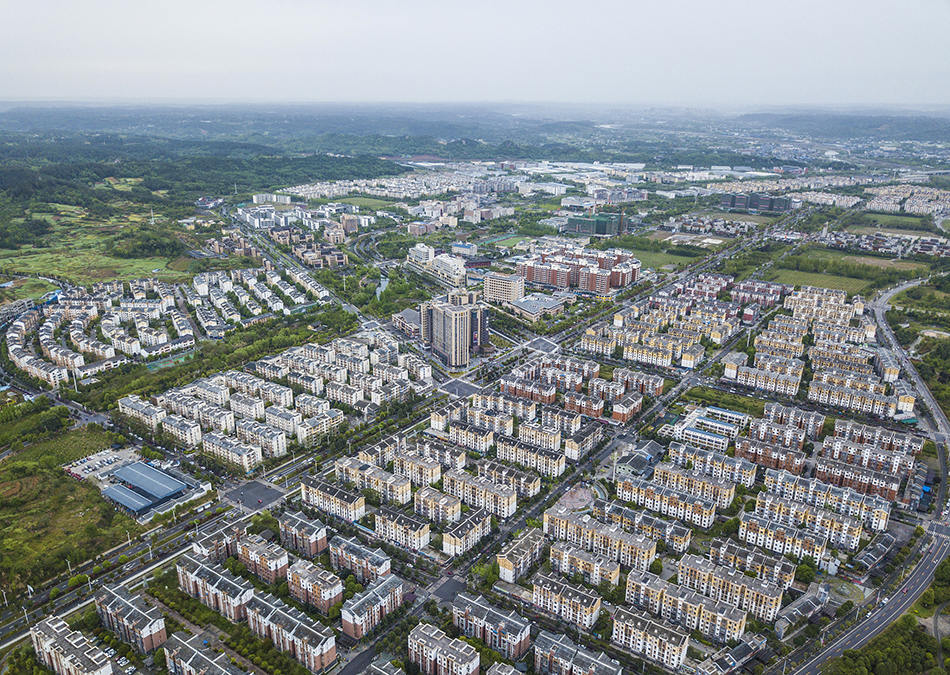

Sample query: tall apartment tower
[420,291,488,369]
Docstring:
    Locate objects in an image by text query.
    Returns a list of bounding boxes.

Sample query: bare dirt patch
[842,255,923,270]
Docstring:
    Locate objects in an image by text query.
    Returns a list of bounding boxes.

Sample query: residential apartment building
[535,631,622,675]
[237,535,289,585]
[543,508,657,569]
[287,561,343,614]
[443,509,492,557]
[625,571,746,644]
[471,392,537,420]
[278,510,328,557]
[677,554,783,622]
[550,542,621,586]
[518,422,562,451]
[94,585,166,653]
[755,493,864,551]
[246,593,337,674]
[118,395,166,430]
[31,617,113,675]
[496,435,566,478]
[341,575,404,639]
[738,512,827,561]
[762,469,890,532]
[477,459,541,498]
[591,500,692,554]
[814,457,901,502]
[408,623,479,675]
[235,419,287,458]
[176,555,255,623]
[708,538,796,590]
[414,486,462,523]
[201,432,262,473]
[533,572,602,630]
[329,536,391,585]
[735,438,806,475]
[375,506,430,551]
[452,593,531,661]
[335,457,411,505]
[668,442,757,487]
[394,453,443,487]
[165,631,246,675]
[612,607,688,670]
[300,477,366,523]
[444,469,517,519]
[162,415,202,447]
[468,407,514,436]
[497,528,546,583]
[652,462,736,509]
[449,422,494,454]
[617,478,717,529]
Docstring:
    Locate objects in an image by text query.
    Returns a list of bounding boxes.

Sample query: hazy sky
[3,0,949,107]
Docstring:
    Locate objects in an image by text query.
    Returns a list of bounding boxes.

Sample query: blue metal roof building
[105,462,188,514]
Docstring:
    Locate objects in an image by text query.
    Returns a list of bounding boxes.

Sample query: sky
[3,0,950,108]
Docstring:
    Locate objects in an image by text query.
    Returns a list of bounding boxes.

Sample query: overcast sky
[3,0,949,108]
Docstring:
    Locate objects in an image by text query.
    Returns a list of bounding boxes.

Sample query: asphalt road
[793,522,950,675]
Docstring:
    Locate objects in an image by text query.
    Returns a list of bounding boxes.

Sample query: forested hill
[736,112,950,142]
[0,131,406,209]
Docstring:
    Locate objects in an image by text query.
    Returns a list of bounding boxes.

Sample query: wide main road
[792,521,950,675]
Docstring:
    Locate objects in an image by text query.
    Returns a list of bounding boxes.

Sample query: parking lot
[224,480,286,511]
[64,447,140,485]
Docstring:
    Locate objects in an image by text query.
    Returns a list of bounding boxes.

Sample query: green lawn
[338,197,393,210]
[861,213,926,228]
[682,386,765,417]
[0,427,144,590]
[764,269,870,295]
[0,277,58,303]
[0,248,191,285]
[494,236,531,248]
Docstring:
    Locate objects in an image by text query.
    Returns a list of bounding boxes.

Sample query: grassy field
[848,225,931,238]
[893,286,950,311]
[840,255,924,270]
[765,269,870,294]
[338,196,393,210]
[862,213,926,228]
[0,277,58,303]
[682,386,765,417]
[626,249,691,270]
[0,248,190,285]
[0,427,144,590]
[494,236,531,248]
